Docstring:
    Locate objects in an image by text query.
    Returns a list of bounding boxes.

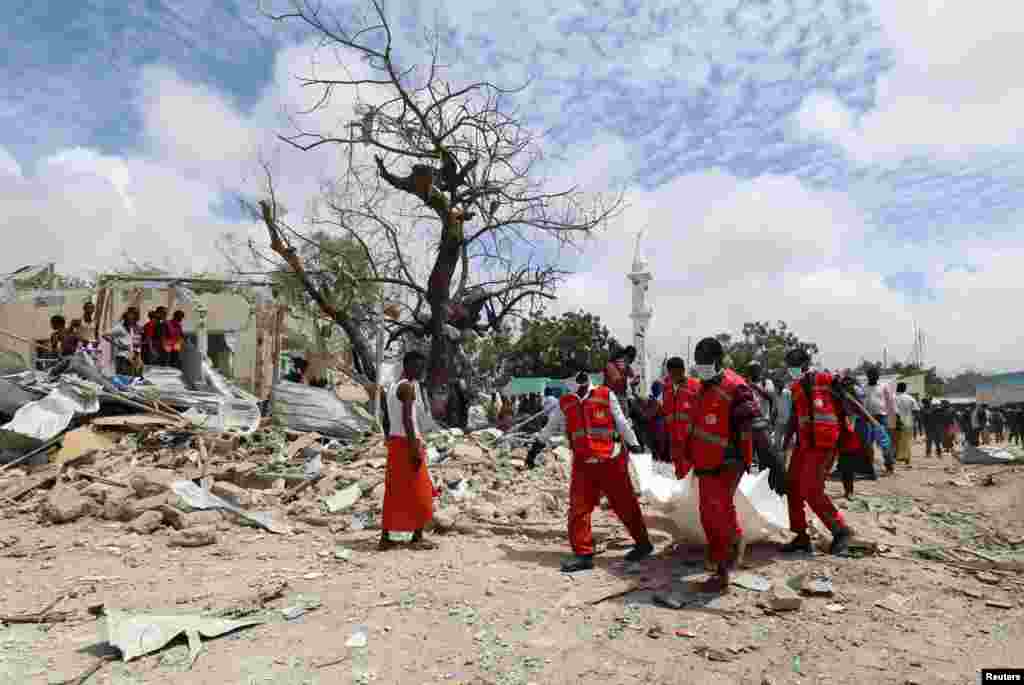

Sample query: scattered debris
[41,487,93,524]
[802,576,834,597]
[731,573,771,593]
[985,600,1014,610]
[168,527,217,547]
[824,603,846,613]
[323,483,362,513]
[102,607,265,665]
[769,583,802,612]
[126,510,163,534]
[874,593,909,613]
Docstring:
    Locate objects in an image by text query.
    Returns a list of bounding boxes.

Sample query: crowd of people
[41,301,187,377]
[443,343,1021,593]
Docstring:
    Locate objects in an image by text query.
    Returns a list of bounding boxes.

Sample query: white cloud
[796,2,1024,159]
[550,146,1024,374]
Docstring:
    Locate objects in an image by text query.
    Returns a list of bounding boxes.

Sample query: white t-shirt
[864,383,892,416]
[894,393,919,427]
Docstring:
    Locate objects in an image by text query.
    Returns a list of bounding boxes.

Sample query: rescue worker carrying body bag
[526,371,653,573]
[677,338,786,593]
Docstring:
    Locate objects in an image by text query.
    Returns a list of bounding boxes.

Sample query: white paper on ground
[629,452,790,544]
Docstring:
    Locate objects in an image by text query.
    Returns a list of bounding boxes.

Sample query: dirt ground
[2,437,1022,685]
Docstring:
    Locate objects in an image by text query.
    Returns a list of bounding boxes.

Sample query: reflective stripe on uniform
[711,385,733,403]
[798,414,839,425]
[691,427,729,448]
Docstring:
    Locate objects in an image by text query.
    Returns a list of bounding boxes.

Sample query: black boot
[624,541,654,562]
[560,554,594,573]
[829,526,852,557]
[781,532,813,554]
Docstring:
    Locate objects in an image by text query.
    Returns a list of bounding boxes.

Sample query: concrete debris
[126,510,164,534]
[874,593,909,613]
[41,487,93,523]
[210,481,252,507]
[169,526,217,547]
[768,583,802,612]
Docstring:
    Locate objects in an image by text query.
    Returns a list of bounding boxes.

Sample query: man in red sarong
[379,350,436,551]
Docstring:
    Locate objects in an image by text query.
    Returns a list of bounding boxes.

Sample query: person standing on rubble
[526,370,653,572]
[684,338,785,592]
[379,350,436,551]
[781,348,852,557]
[108,307,141,377]
[162,310,185,369]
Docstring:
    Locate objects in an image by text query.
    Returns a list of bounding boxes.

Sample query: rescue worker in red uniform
[780,348,853,556]
[684,338,786,592]
[646,357,701,478]
[528,370,653,573]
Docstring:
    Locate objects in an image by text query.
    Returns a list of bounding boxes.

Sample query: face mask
[693,364,717,380]
[788,367,803,380]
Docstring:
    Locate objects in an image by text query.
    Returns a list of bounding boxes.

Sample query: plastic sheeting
[629,452,790,544]
[0,379,40,418]
[271,380,374,440]
[0,378,101,442]
[958,445,1022,465]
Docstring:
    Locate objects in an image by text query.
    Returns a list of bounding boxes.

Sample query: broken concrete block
[81,482,118,503]
[134,493,172,513]
[874,593,908,613]
[468,504,498,520]
[769,583,802,611]
[129,472,173,498]
[211,481,251,507]
[452,443,485,461]
[127,510,164,534]
[168,526,217,547]
[210,433,240,456]
[41,487,93,524]
[157,504,186,529]
[103,491,134,521]
[431,509,456,533]
[181,511,223,529]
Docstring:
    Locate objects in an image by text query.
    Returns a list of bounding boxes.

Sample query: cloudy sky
[2,0,1022,375]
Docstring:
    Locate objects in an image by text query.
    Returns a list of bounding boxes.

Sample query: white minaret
[627,231,653,394]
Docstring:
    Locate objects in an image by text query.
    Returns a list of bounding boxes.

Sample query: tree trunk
[424,214,464,422]
[335,315,376,381]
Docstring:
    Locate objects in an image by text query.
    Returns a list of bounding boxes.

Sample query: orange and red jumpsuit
[785,372,846,534]
[684,370,766,565]
[652,376,702,479]
[537,386,650,556]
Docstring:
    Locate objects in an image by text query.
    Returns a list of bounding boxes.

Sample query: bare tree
[255,0,623,421]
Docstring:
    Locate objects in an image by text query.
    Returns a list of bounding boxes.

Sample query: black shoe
[830,527,852,557]
[781,532,813,554]
[560,555,594,573]
[624,541,654,562]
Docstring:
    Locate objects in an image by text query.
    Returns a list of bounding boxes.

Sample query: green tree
[499,310,621,379]
[715,321,819,377]
[854,360,946,397]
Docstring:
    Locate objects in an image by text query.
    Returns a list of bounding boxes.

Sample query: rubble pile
[0,357,579,544]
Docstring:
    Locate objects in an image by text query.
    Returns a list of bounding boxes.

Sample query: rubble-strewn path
[2,432,1021,685]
